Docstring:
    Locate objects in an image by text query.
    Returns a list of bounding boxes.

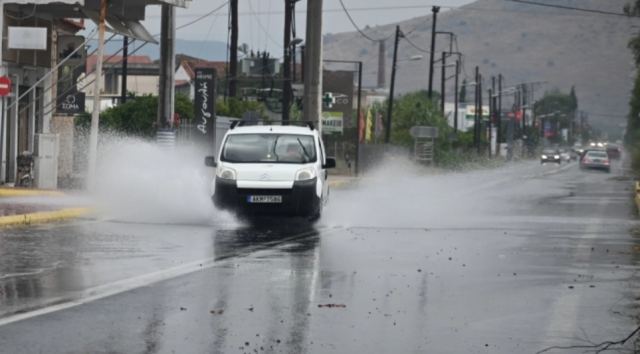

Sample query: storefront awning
[3,0,191,43]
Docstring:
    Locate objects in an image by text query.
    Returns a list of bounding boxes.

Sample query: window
[222,134,317,164]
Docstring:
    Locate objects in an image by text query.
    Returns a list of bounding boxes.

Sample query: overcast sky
[140,0,474,55]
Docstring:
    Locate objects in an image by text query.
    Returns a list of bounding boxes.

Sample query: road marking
[0,225,341,327]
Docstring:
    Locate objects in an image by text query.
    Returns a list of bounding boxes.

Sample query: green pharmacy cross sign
[323,92,335,109]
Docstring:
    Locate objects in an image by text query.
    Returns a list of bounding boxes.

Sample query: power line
[247,0,282,49]
[337,0,392,42]
[506,0,633,17]
[402,35,430,54]
[175,1,229,31]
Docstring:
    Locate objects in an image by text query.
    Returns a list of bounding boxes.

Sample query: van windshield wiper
[296,138,311,162]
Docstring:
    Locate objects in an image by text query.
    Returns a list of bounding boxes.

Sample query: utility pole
[121,36,128,104]
[229,0,238,98]
[282,0,293,124]
[88,0,107,189]
[377,40,386,88]
[157,4,176,131]
[440,51,446,114]
[478,73,483,154]
[498,74,502,152]
[474,66,479,151]
[487,86,495,157]
[454,59,459,133]
[302,0,323,129]
[427,6,440,99]
[386,25,401,144]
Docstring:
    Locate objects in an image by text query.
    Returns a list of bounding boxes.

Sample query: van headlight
[295,168,316,181]
[541,155,547,159]
[217,167,237,180]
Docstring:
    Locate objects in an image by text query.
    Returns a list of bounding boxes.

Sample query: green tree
[216,97,268,118]
[76,94,193,137]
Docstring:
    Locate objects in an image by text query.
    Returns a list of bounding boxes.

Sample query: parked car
[204,121,335,220]
[540,149,561,164]
[579,150,611,173]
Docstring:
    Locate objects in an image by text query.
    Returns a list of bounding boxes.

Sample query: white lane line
[0,226,341,327]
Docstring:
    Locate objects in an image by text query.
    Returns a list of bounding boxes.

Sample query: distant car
[540,149,561,164]
[559,149,572,162]
[580,150,611,173]
[606,145,621,160]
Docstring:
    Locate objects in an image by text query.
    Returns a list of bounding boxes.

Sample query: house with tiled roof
[175,57,228,99]
[81,54,159,112]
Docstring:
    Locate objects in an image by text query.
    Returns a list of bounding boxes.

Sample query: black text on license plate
[247,195,282,203]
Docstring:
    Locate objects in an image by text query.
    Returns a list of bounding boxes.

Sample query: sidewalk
[0,187,91,227]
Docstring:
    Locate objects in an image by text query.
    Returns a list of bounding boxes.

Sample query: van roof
[226,125,317,135]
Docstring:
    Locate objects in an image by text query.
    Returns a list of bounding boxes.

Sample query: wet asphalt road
[0,159,638,354]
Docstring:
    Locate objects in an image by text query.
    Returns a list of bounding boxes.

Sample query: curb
[0,188,64,197]
[0,207,92,227]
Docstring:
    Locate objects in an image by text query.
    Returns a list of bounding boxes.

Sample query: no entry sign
[0,76,12,96]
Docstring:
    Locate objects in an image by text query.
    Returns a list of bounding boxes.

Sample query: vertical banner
[193,68,216,153]
[56,35,86,115]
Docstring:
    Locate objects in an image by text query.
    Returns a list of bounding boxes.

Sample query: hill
[98,38,228,62]
[323,0,636,133]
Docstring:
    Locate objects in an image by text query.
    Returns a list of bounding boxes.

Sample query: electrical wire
[338,0,393,42]
[506,0,632,17]
[176,1,229,31]
[402,35,430,54]
[247,0,282,49]
[5,4,37,20]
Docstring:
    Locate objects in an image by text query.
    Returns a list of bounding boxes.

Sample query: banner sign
[322,112,344,133]
[56,35,85,115]
[322,70,354,133]
[193,68,217,152]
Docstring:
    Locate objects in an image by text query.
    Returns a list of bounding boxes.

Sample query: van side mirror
[204,156,217,167]
[323,157,336,169]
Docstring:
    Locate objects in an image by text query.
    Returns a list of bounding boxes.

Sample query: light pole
[427,6,440,99]
[323,59,362,176]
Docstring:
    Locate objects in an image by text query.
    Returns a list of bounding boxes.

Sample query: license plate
[247,195,282,203]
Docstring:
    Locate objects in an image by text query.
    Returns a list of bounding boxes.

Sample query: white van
[204,121,336,219]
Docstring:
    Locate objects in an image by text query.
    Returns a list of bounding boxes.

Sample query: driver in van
[284,143,304,162]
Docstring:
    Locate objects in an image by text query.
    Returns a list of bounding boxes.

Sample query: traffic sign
[0,76,12,96]
[409,126,439,138]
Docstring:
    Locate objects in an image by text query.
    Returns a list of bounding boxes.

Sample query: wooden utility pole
[157,4,176,130]
[303,0,323,130]
[427,6,440,99]
[87,0,107,189]
[121,36,128,104]
[229,0,238,98]
[283,0,293,124]
[386,25,401,144]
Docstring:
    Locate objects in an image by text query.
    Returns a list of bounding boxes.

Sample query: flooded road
[0,160,638,353]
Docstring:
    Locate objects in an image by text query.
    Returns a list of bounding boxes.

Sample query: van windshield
[221,134,317,164]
